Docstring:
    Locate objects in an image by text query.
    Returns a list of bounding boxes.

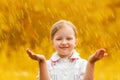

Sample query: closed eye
[67,37,73,40]
[56,38,62,40]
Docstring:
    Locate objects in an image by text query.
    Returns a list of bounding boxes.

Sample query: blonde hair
[50,20,77,40]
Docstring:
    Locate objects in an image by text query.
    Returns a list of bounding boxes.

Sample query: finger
[94,49,104,59]
[99,54,104,59]
[104,53,108,57]
[99,53,108,59]
[26,48,34,56]
[98,52,108,59]
[97,49,106,56]
[26,48,31,54]
[28,52,38,60]
[99,49,106,54]
[26,49,35,58]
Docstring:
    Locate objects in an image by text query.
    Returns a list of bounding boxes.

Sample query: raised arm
[26,48,50,80]
[83,49,108,80]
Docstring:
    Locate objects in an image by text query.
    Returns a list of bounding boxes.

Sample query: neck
[58,51,74,58]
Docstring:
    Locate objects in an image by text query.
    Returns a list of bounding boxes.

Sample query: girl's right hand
[26,48,46,63]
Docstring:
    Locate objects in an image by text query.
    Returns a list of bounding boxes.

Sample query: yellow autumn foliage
[0,0,120,80]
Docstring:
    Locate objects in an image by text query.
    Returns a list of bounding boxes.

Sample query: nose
[61,39,67,45]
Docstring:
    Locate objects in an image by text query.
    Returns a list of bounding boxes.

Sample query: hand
[88,48,108,63]
[26,48,46,63]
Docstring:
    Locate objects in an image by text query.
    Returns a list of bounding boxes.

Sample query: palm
[26,48,46,62]
[89,49,107,63]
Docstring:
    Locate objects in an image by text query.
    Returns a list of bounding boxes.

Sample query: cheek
[75,40,77,45]
[72,40,77,47]
[52,41,58,47]
[73,43,76,47]
[75,38,78,44]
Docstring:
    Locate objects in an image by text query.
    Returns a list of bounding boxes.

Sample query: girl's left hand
[88,48,108,63]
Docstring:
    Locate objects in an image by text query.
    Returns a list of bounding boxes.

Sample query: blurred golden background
[0,0,120,80]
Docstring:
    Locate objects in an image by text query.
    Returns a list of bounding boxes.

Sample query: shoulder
[77,58,87,66]
[73,50,87,67]
[72,50,87,64]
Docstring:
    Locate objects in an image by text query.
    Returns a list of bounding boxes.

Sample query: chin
[59,52,69,56]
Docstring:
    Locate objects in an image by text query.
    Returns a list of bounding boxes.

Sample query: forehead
[54,25,75,36]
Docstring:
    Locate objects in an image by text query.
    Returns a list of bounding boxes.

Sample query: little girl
[26,20,107,80]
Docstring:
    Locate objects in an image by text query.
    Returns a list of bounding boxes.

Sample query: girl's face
[52,25,77,58]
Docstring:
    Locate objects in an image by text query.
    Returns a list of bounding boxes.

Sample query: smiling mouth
[60,47,69,49]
